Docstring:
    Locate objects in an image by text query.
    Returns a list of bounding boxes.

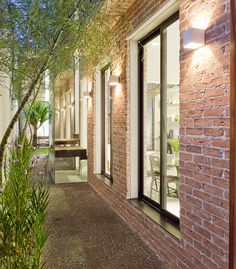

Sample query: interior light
[109,75,120,86]
[152,42,160,47]
[183,28,205,50]
[84,91,91,99]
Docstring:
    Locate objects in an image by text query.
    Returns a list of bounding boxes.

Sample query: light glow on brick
[184,42,204,49]
[109,75,120,86]
[83,91,91,99]
[191,11,212,30]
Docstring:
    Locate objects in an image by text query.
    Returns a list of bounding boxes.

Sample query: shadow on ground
[44,183,168,269]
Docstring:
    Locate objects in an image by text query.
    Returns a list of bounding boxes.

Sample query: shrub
[0,141,49,268]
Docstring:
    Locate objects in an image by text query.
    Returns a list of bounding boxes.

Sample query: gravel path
[44,183,167,269]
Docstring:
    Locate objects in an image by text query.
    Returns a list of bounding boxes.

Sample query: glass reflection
[143,36,161,205]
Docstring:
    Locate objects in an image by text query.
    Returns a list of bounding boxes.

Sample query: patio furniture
[150,155,160,198]
[149,155,179,198]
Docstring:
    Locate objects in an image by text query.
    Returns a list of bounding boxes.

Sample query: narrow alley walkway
[44,183,167,269]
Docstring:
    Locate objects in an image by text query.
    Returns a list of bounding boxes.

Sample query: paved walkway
[44,183,167,269]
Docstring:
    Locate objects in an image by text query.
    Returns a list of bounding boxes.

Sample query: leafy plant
[78,11,128,74]
[0,140,49,268]
[24,100,52,147]
[169,139,180,153]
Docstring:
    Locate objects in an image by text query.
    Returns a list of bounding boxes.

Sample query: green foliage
[24,100,51,147]
[169,139,180,153]
[0,140,49,268]
[0,1,103,182]
[35,148,49,155]
[78,11,128,74]
[0,0,102,100]
[26,100,51,129]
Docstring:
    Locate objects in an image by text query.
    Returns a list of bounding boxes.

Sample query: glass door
[101,66,112,179]
[142,34,161,206]
[140,13,180,221]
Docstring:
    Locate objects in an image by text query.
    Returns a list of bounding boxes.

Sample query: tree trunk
[32,126,38,148]
[29,124,33,145]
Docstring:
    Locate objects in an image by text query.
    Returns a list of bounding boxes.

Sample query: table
[55,146,87,159]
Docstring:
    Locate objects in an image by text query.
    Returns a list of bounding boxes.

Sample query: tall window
[60,97,64,139]
[101,66,112,180]
[66,90,72,139]
[139,14,180,221]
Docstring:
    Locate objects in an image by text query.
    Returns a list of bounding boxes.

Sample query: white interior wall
[0,75,11,142]
[167,20,180,85]
[146,20,179,85]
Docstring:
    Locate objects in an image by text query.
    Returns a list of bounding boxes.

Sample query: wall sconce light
[84,91,91,99]
[68,100,75,108]
[183,28,205,50]
[109,75,120,86]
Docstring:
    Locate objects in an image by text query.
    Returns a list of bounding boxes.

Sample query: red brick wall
[87,0,231,268]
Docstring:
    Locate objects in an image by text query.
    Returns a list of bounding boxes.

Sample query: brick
[86,0,231,268]
[193,190,211,202]
[204,203,227,219]
[203,183,224,197]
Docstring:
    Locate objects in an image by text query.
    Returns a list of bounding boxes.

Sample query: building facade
[0,75,13,142]
[85,0,231,268]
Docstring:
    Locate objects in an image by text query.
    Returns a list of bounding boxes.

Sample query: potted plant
[169,139,179,175]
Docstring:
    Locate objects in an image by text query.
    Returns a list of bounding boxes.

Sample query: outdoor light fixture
[109,75,120,86]
[84,91,91,99]
[183,28,205,50]
[68,100,75,108]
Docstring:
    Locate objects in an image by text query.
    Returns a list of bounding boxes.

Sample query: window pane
[143,36,161,204]
[104,68,111,175]
[163,19,180,217]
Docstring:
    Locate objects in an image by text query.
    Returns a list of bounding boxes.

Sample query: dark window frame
[101,65,113,182]
[138,12,180,224]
